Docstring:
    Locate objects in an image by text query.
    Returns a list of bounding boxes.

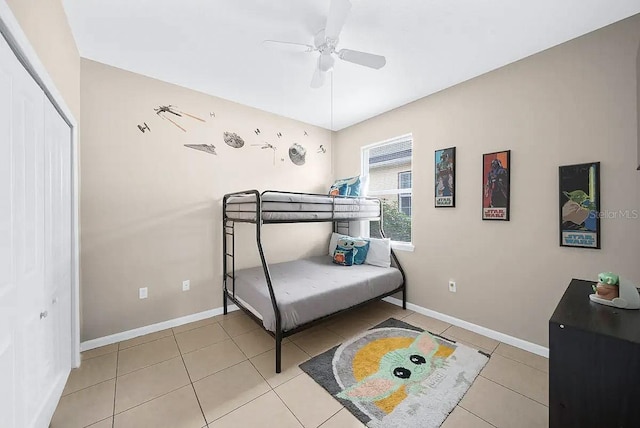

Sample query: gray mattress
[225,192,380,222]
[232,256,403,332]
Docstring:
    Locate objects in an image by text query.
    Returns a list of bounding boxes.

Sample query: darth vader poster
[482,150,510,221]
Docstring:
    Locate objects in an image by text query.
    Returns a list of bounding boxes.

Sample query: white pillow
[365,237,391,268]
[328,232,347,256]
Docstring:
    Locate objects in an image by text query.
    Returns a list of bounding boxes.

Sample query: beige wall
[6,0,80,118]
[637,39,640,169]
[335,15,640,347]
[80,59,333,340]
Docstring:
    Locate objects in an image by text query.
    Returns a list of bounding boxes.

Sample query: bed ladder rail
[223,220,236,304]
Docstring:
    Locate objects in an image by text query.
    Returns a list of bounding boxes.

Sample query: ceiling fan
[263,0,386,88]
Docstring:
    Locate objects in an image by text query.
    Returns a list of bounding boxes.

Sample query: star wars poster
[482,150,510,220]
[435,147,456,207]
[559,162,600,249]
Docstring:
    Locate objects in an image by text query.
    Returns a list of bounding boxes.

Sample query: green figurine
[593,272,620,300]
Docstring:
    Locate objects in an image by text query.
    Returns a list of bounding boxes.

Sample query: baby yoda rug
[299,318,489,428]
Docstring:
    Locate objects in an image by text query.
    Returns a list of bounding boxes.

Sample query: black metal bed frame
[222,189,407,373]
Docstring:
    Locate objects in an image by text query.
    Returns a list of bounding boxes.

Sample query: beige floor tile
[441,406,494,428]
[293,328,343,357]
[287,323,330,341]
[324,310,367,325]
[379,304,413,320]
[359,301,411,317]
[115,356,190,413]
[361,300,398,313]
[460,376,548,428]
[114,385,205,428]
[218,312,261,337]
[213,308,244,322]
[480,353,549,406]
[358,308,399,325]
[403,312,452,334]
[194,360,271,423]
[117,336,180,375]
[182,338,246,381]
[318,408,364,428]
[50,379,115,428]
[325,319,373,340]
[173,316,218,334]
[495,343,549,373]
[442,335,494,355]
[275,374,343,428]
[251,342,310,388]
[208,391,302,428]
[82,343,119,361]
[63,352,118,395]
[442,326,500,352]
[87,417,114,428]
[233,328,277,358]
[119,329,174,350]
[175,323,230,354]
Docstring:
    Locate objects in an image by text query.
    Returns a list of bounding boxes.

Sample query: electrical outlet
[182,280,190,291]
[448,281,456,293]
[139,287,148,299]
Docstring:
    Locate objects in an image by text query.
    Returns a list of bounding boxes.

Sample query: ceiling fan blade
[325,0,352,41]
[338,49,386,69]
[311,67,326,89]
[262,40,314,53]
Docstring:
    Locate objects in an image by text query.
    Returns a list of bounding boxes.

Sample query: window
[362,135,413,245]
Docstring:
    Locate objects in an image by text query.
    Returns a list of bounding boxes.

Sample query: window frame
[397,170,412,216]
[398,170,412,190]
[360,134,414,251]
[398,194,412,216]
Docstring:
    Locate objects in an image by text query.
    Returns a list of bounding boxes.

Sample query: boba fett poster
[559,162,601,249]
[435,147,455,207]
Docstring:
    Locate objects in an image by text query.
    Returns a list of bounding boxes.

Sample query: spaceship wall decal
[154,105,205,132]
[184,144,217,155]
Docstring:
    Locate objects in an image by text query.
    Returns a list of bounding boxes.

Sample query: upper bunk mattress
[232,255,403,332]
[225,192,380,222]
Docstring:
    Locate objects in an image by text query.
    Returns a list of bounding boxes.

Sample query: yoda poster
[559,162,601,249]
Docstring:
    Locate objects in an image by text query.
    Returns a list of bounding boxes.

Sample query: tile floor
[51,301,549,428]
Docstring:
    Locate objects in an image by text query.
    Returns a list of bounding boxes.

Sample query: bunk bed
[222,190,407,373]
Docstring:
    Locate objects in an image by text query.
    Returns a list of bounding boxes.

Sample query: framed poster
[482,150,511,220]
[435,147,456,207]
[559,162,601,249]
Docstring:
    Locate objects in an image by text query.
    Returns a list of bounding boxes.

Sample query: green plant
[371,200,411,243]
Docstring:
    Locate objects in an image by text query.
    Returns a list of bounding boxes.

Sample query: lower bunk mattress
[232,256,403,333]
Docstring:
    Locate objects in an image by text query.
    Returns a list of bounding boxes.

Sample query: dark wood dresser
[549,278,640,427]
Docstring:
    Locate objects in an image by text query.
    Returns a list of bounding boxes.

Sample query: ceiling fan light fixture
[318,53,335,72]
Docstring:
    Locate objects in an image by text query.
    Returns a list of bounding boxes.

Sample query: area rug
[299,318,489,428]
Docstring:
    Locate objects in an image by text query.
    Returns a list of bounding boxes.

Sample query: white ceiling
[63,0,640,131]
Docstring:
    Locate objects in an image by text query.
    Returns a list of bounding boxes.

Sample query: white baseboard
[383,297,549,358]
[82,297,549,359]
[80,305,240,352]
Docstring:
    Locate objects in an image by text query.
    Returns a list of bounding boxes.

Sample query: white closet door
[0,30,19,428]
[0,32,72,428]
[44,98,72,387]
